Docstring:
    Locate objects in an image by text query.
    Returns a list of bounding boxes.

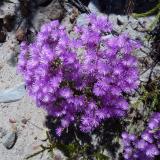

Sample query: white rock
[2,131,17,149]
[88,0,100,13]
[0,83,26,103]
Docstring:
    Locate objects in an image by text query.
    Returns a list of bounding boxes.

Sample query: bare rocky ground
[0,0,159,160]
[0,15,48,160]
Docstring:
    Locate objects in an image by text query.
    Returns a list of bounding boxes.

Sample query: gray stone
[0,83,26,103]
[32,0,64,31]
[76,13,87,26]
[2,131,17,149]
[0,1,16,19]
[88,0,100,13]
[117,15,124,25]
[53,149,67,160]
[140,65,160,82]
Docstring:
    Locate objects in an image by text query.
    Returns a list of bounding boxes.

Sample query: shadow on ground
[81,0,159,15]
[45,116,124,159]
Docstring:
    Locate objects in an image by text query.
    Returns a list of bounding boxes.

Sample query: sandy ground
[0,1,62,159]
[0,32,49,160]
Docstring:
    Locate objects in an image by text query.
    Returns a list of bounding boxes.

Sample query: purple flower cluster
[18,14,139,136]
[122,112,160,160]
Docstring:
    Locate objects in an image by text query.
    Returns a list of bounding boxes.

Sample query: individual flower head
[87,13,112,33]
[145,144,159,158]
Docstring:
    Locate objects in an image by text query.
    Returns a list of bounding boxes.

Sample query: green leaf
[94,152,109,160]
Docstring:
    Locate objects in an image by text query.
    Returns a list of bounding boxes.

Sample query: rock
[0,1,16,19]
[32,0,64,31]
[0,83,26,103]
[0,31,6,43]
[43,1,64,20]
[9,118,17,123]
[76,13,88,26]
[21,118,28,124]
[38,130,47,141]
[140,64,160,82]
[2,131,17,149]
[88,0,100,13]
[53,149,67,160]
[140,69,151,82]
[34,136,38,140]
[7,51,19,67]
[117,16,124,25]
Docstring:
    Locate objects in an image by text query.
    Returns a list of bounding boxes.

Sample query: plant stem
[133,2,160,18]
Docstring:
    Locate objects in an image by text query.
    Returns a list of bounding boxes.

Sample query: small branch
[25,148,46,159]
[140,60,158,75]
[69,0,90,14]
[29,121,44,131]
[132,2,160,18]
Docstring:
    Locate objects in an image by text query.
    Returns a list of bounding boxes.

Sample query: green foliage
[133,2,160,18]
[133,1,160,30]
[125,76,160,137]
[132,76,160,112]
[94,152,109,160]
[56,142,88,159]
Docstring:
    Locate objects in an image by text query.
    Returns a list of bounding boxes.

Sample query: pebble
[38,130,47,141]
[21,118,28,124]
[0,83,26,103]
[9,118,16,123]
[34,136,38,140]
[117,16,124,25]
[2,131,17,149]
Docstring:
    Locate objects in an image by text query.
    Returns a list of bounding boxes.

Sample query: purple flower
[122,112,160,159]
[18,14,139,136]
[56,127,64,137]
[141,131,153,143]
[145,145,159,158]
[59,88,73,99]
[137,139,148,151]
[148,113,160,130]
